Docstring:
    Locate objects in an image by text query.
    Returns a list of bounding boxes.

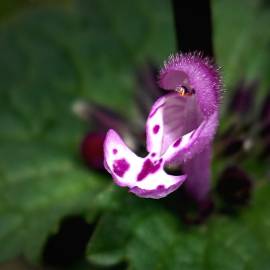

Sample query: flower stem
[171,0,214,57]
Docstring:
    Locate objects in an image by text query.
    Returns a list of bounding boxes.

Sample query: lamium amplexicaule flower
[104,53,222,199]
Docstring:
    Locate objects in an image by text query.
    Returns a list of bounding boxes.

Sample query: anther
[175,85,195,97]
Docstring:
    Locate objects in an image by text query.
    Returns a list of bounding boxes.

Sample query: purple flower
[103,53,222,199]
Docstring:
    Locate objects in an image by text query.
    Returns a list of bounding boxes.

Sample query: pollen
[175,85,195,97]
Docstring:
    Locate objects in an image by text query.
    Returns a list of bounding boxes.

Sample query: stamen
[175,85,195,97]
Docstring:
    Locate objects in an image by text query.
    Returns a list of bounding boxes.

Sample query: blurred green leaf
[213,0,270,92]
[87,184,270,270]
[0,0,71,22]
[0,0,174,263]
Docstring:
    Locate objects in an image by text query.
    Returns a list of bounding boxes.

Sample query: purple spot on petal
[173,138,182,147]
[113,158,130,177]
[157,185,165,190]
[151,153,156,157]
[113,149,118,154]
[137,159,161,181]
[153,125,160,134]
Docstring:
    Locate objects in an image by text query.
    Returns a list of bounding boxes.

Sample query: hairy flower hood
[104,53,222,199]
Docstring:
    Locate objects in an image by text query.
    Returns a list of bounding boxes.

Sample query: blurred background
[0,0,270,269]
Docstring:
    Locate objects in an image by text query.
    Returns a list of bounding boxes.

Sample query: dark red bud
[216,166,253,211]
[81,132,106,170]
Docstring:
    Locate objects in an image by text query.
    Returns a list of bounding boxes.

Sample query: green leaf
[0,141,110,262]
[213,0,270,91]
[87,184,270,270]
[0,0,175,263]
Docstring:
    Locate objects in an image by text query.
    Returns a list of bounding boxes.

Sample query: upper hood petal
[159,53,221,117]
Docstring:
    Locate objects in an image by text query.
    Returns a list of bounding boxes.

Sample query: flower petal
[182,146,211,202]
[163,111,218,165]
[104,129,186,199]
[103,53,222,200]
[146,91,217,165]
[159,53,221,117]
[146,92,202,156]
